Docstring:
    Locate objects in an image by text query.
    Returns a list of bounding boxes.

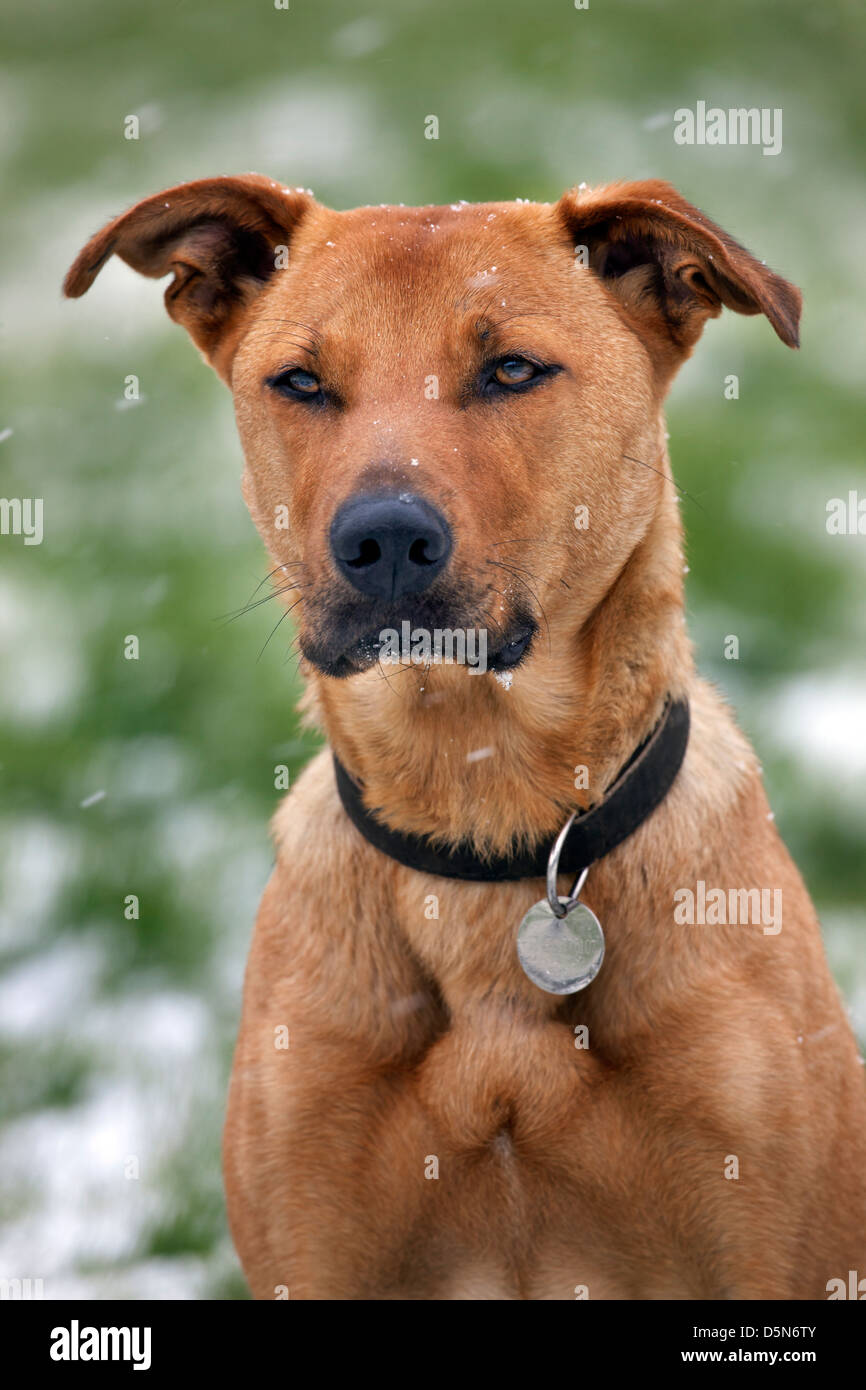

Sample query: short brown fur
[66,175,865,1299]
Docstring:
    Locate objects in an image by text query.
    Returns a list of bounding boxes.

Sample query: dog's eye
[494,356,540,386]
[268,367,322,399]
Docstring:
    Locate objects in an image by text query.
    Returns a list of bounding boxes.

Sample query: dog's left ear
[558,179,801,374]
[64,174,315,373]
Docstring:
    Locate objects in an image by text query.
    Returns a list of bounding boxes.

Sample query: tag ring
[546,811,590,918]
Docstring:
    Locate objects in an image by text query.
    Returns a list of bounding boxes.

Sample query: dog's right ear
[64,174,315,373]
[557,179,801,386]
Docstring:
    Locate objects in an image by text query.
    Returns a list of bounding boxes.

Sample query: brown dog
[66,176,866,1300]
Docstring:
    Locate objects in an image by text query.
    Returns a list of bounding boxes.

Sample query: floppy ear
[64,174,315,367]
[558,179,801,378]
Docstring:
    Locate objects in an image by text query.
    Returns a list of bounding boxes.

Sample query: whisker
[488,556,541,586]
[485,559,551,647]
[252,319,323,355]
[238,561,305,612]
[482,592,518,648]
[375,655,406,694]
[282,632,305,672]
[622,454,704,511]
[257,592,307,662]
[217,576,309,625]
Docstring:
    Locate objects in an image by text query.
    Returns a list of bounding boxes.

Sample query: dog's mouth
[486,623,535,670]
[299,597,537,680]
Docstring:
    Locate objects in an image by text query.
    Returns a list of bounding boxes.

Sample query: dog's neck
[304,471,692,856]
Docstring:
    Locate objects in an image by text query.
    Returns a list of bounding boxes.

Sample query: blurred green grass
[1,0,864,1297]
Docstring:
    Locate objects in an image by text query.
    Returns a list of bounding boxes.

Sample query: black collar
[333,696,689,883]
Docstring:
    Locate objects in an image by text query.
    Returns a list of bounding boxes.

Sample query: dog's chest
[389,917,722,1296]
[412,999,594,1147]
[398,878,617,1157]
[395,1005,714,1299]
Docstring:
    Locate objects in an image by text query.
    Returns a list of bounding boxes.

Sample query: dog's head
[65,176,800,680]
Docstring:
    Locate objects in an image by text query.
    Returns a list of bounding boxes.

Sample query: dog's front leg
[223,770,453,1299]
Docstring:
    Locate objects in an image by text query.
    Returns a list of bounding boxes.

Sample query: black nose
[330,492,452,601]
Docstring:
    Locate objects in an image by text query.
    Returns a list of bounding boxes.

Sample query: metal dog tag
[517,811,604,994]
[517,897,605,994]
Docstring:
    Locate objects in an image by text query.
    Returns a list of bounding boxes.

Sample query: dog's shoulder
[271,748,345,860]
